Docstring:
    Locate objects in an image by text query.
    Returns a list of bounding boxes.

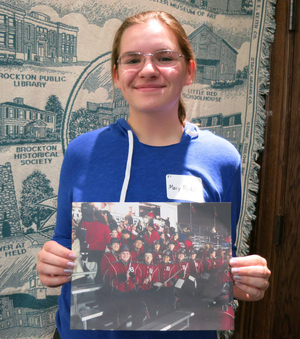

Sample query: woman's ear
[184,59,196,86]
[113,65,121,89]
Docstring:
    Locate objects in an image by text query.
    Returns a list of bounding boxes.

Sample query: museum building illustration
[0,1,78,64]
[176,0,244,13]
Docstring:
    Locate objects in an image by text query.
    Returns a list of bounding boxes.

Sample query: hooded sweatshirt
[53,118,241,338]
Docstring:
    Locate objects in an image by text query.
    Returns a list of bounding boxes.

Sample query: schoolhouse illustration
[0,97,56,140]
[191,112,242,151]
[0,1,78,65]
[188,24,238,84]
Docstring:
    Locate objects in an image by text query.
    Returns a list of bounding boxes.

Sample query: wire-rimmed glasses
[117,50,186,70]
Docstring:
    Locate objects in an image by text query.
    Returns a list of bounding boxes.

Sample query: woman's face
[114,20,194,118]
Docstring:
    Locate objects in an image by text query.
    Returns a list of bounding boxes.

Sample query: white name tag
[166,174,204,203]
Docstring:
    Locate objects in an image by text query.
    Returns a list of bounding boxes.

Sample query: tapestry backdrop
[0,0,276,338]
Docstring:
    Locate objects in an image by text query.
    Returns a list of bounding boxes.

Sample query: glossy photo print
[70,202,233,331]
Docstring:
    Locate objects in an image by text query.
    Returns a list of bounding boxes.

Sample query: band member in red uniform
[188,249,203,278]
[164,241,177,261]
[203,248,218,272]
[111,229,121,240]
[174,249,189,279]
[173,249,192,308]
[157,250,176,314]
[144,222,160,245]
[171,232,182,250]
[130,236,144,262]
[106,245,142,329]
[101,238,120,277]
[184,233,194,251]
[137,249,160,321]
[120,229,133,248]
[152,240,163,264]
[85,210,111,283]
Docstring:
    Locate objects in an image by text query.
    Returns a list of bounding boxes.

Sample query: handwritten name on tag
[166,174,204,203]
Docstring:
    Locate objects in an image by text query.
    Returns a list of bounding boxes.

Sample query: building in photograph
[0,97,56,138]
[191,112,242,151]
[0,1,78,64]
[188,24,238,84]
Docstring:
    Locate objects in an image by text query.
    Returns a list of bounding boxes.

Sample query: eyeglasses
[117,50,186,70]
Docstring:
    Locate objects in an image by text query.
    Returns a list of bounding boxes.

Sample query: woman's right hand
[37,240,77,287]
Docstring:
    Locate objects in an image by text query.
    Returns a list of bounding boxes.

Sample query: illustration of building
[176,0,244,13]
[0,260,57,330]
[0,294,57,330]
[0,1,78,64]
[188,24,238,84]
[191,112,242,151]
[28,266,47,300]
[0,162,21,237]
[0,296,14,330]
[0,97,56,138]
[87,93,129,127]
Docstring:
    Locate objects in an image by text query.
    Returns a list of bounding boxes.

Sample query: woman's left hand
[230,255,271,301]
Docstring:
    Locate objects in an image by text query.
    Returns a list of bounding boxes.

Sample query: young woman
[37,10,270,339]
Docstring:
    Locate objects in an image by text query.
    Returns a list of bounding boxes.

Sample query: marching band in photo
[70,202,233,331]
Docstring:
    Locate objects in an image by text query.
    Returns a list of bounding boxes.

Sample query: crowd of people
[71,203,234,330]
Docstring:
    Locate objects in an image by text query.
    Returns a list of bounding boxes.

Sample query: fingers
[38,273,72,288]
[230,255,268,268]
[233,282,268,301]
[231,265,271,278]
[37,241,76,287]
[233,275,270,291]
[230,255,271,301]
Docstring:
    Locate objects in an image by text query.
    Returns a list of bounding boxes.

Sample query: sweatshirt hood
[116,118,199,203]
[116,118,200,143]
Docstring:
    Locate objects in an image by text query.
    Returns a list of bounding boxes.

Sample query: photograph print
[70,201,233,331]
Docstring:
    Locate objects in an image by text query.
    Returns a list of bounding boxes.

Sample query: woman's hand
[230,255,271,301]
[37,241,77,288]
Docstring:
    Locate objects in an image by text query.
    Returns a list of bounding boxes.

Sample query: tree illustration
[19,171,54,231]
[45,95,64,137]
[241,65,249,78]
[69,108,100,141]
[236,69,242,79]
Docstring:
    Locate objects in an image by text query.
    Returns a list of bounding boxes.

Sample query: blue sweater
[53,119,241,339]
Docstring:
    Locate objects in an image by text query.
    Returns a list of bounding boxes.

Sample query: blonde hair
[111,11,196,125]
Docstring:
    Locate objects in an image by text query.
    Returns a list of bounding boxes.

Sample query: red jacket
[157,261,176,287]
[136,262,159,290]
[107,260,140,292]
[101,251,119,276]
[153,250,163,264]
[189,259,203,276]
[130,248,144,262]
[85,220,111,250]
[184,239,194,251]
[174,260,190,279]
[144,229,159,245]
